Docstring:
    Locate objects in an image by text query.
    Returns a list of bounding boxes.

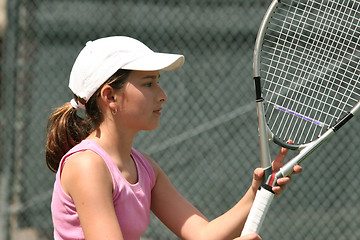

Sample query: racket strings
[260,0,360,144]
[292,1,360,126]
[286,0,360,141]
[267,1,331,140]
[266,1,360,107]
[274,1,319,140]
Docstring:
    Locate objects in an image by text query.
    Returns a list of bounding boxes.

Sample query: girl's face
[114,70,168,131]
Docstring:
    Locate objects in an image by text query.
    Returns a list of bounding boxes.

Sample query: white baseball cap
[69,36,184,107]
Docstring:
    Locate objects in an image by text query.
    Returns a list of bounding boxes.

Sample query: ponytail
[46,102,92,172]
[45,69,131,173]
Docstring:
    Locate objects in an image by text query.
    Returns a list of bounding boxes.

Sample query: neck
[87,123,138,163]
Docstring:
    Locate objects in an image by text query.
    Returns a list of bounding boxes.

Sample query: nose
[158,86,168,103]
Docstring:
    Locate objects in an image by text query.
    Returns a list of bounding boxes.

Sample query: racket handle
[240,185,274,237]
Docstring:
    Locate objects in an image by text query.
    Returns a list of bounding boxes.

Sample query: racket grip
[240,185,274,237]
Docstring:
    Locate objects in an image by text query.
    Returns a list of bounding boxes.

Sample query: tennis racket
[241,0,360,236]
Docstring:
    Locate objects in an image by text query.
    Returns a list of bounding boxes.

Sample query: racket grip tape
[240,185,275,237]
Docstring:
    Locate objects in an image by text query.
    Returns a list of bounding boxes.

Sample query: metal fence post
[0,0,20,240]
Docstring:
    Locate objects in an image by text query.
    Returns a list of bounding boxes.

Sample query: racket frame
[254,0,280,183]
[241,1,280,236]
[253,0,360,183]
[241,0,360,236]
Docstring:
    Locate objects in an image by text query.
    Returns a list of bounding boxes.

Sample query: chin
[143,123,160,131]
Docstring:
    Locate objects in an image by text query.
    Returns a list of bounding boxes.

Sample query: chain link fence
[1,0,359,239]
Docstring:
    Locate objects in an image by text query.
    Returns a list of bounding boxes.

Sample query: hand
[233,233,262,240]
[250,141,303,196]
[271,140,303,196]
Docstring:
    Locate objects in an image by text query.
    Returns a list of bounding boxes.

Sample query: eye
[144,80,160,87]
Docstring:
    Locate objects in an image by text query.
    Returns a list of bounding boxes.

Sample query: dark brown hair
[46,69,131,172]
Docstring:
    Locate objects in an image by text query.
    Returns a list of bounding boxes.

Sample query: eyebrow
[142,73,160,80]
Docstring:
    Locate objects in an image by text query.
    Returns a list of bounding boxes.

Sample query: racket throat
[267,172,277,186]
[261,166,276,187]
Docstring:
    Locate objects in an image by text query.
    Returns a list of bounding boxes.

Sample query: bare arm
[61,151,124,240]
[145,146,302,240]
[150,159,260,240]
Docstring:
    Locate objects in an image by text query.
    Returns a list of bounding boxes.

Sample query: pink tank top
[51,140,156,240]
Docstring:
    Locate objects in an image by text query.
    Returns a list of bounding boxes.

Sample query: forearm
[151,162,266,240]
[197,162,302,240]
[197,186,257,240]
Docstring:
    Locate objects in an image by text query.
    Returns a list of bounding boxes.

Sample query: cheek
[119,93,148,116]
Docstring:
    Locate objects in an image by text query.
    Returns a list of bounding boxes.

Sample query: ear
[100,85,117,109]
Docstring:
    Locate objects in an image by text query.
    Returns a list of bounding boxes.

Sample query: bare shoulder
[138,151,162,178]
[61,150,112,197]
[62,150,108,176]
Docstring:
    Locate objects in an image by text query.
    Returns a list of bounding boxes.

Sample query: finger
[276,176,292,186]
[253,168,264,181]
[272,181,289,195]
[234,233,262,240]
[272,140,293,171]
[272,148,288,171]
[271,185,284,193]
[251,168,265,192]
[291,164,303,175]
[272,176,292,196]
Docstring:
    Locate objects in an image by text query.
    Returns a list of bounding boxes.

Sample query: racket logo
[274,104,325,127]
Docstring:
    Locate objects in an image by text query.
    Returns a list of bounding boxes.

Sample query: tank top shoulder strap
[58,140,118,177]
[130,148,156,189]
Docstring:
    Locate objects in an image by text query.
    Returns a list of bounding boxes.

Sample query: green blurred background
[0,1,359,239]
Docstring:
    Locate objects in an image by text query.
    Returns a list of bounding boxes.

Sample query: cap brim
[121,52,184,71]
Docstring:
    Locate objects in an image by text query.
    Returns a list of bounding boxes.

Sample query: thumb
[251,168,264,191]
[234,233,262,240]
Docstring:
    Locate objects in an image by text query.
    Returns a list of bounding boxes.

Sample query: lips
[153,107,162,115]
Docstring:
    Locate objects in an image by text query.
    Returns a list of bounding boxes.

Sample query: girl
[46,36,302,240]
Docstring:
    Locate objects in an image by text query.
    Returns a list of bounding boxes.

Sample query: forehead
[128,70,160,81]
